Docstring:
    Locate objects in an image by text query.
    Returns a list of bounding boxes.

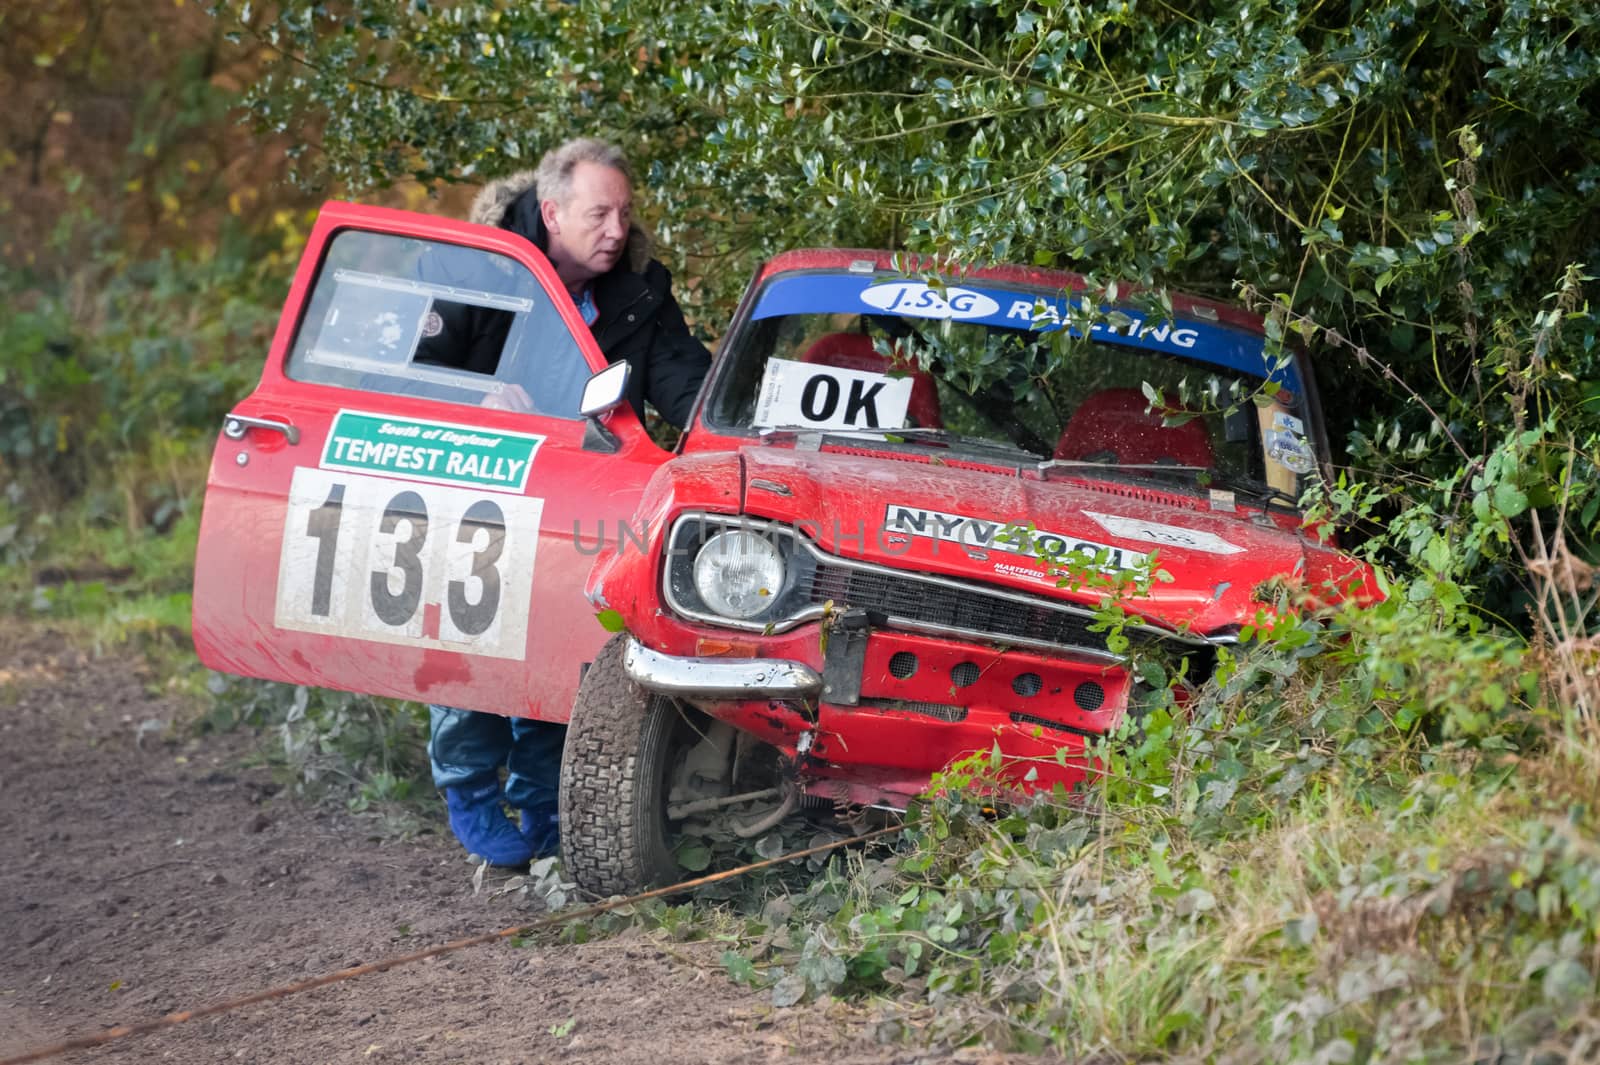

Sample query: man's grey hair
[534,138,633,206]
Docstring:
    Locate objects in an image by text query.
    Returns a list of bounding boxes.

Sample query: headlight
[692,529,786,619]
[664,515,813,631]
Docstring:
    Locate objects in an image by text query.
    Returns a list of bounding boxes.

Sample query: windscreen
[705,273,1318,502]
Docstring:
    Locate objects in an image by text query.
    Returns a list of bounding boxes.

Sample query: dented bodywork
[581,249,1379,805]
[193,212,1378,820]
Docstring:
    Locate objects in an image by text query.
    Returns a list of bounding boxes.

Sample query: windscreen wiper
[878,426,1038,454]
[1203,474,1302,509]
[1038,459,1210,474]
[760,425,1037,460]
[1040,460,1304,510]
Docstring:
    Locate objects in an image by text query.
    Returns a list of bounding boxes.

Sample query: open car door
[193,202,669,720]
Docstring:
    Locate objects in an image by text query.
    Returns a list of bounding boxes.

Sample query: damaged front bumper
[621,638,823,698]
[617,628,1119,806]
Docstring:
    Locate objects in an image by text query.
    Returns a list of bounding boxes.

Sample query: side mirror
[580,360,630,419]
[580,360,631,453]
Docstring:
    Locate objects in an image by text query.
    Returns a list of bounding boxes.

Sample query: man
[430,138,711,867]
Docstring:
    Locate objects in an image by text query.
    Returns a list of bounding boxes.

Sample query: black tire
[559,635,694,897]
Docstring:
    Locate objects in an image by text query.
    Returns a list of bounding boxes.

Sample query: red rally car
[193,203,1378,897]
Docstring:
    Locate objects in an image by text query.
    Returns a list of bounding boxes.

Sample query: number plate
[273,467,542,659]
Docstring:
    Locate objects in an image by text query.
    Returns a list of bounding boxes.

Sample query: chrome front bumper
[621,639,823,698]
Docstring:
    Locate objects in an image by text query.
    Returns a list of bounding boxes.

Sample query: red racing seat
[799,332,942,429]
[1054,387,1214,467]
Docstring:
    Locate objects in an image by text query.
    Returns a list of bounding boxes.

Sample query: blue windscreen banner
[750,273,1300,392]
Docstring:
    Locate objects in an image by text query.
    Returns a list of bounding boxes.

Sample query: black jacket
[471,172,711,429]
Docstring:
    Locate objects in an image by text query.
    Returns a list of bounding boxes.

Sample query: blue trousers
[427,706,567,811]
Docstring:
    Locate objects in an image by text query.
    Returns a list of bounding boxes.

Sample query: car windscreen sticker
[1082,511,1244,556]
[883,504,1148,573]
[750,273,1300,391]
[320,409,543,494]
[857,281,1002,320]
[752,358,913,431]
[1265,410,1316,474]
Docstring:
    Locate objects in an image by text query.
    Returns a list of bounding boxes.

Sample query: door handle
[223,414,300,446]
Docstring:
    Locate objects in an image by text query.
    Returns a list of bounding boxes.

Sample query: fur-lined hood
[469,168,654,274]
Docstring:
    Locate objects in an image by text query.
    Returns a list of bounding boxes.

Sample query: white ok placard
[752,357,914,431]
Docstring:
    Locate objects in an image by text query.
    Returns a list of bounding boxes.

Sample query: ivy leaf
[770,971,808,1007]
[675,841,712,872]
[721,951,759,985]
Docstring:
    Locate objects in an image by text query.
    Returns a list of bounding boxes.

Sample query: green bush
[0,204,296,564]
[715,580,1592,1058]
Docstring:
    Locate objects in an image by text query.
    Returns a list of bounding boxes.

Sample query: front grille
[799,560,1165,658]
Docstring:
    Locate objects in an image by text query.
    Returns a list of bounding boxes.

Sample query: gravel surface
[0,624,1065,1065]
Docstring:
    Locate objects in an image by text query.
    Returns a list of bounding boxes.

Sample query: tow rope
[0,824,904,1065]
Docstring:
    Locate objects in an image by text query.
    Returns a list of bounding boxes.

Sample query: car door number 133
[274,467,540,660]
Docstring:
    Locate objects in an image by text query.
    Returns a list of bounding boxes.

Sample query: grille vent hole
[889,652,918,679]
[951,661,981,688]
[860,698,967,723]
[1011,711,1097,738]
[1074,681,1106,711]
[1012,672,1042,697]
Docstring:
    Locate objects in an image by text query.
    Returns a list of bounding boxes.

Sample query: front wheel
[559,635,699,896]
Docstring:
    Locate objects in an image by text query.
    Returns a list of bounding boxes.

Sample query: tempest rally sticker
[883,504,1148,572]
[1083,510,1244,556]
[274,467,541,660]
[320,409,543,494]
[753,357,913,431]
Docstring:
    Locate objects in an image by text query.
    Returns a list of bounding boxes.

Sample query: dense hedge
[219,0,1600,600]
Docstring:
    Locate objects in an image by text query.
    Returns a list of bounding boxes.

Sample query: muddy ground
[0,626,1063,1065]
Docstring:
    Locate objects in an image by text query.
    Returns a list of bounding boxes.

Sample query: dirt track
[0,626,1064,1065]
